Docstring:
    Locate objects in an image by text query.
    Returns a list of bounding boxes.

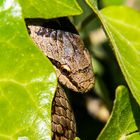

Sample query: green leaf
[18,0,83,18]
[0,0,57,139]
[97,86,140,140]
[74,137,81,140]
[86,0,98,14]
[126,132,140,140]
[101,0,125,7]
[86,1,140,105]
[100,6,140,105]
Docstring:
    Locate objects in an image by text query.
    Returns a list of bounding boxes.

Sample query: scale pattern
[52,85,76,140]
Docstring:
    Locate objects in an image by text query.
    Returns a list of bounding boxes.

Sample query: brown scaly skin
[28,25,94,93]
[27,18,95,140]
[52,84,76,140]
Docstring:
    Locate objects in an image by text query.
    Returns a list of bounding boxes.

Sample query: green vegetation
[0,0,140,139]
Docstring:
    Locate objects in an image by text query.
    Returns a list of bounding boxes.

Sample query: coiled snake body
[28,20,94,140]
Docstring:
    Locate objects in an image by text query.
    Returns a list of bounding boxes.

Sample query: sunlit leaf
[102,0,125,7]
[18,0,83,18]
[98,86,140,140]
[0,0,57,139]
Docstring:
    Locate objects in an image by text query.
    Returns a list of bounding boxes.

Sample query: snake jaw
[54,65,94,93]
[54,67,79,92]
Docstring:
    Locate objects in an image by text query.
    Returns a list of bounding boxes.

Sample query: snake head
[54,47,95,93]
[28,25,95,93]
[57,63,94,93]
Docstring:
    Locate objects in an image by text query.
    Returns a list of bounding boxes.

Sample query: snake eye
[61,65,71,75]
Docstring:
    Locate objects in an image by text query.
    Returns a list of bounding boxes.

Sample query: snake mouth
[48,58,94,93]
[48,58,81,92]
[49,58,94,93]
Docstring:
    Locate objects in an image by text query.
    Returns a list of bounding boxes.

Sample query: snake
[27,18,95,140]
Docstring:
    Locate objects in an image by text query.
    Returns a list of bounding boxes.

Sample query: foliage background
[0,0,140,139]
